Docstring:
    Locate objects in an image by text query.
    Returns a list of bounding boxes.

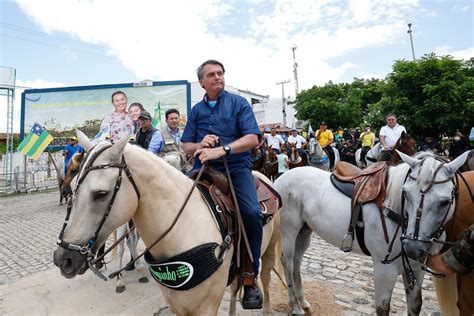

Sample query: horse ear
[397,150,420,168]
[445,150,470,175]
[109,135,129,161]
[76,129,93,151]
[400,130,406,138]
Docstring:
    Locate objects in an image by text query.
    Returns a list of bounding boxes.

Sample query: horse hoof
[116,285,125,293]
[139,276,149,283]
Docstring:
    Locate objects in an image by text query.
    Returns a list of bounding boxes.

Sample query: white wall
[190,82,297,127]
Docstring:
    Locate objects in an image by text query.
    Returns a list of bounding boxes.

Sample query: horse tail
[433,274,459,316]
[273,234,287,289]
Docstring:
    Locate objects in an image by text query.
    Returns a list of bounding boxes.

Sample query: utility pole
[291,45,299,96]
[276,79,290,128]
[407,23,416,61]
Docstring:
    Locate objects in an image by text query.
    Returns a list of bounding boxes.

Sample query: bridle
[400,160,455,245]
[56,142,141,278]
[382,156,458,288]
[56,141,222,282]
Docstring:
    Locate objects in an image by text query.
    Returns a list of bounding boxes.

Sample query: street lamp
[276,80,290,128]
[407,23,416,61]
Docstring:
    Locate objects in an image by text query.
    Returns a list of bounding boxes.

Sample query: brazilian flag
[17,122,54,159]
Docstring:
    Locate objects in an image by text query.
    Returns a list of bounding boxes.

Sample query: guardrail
[0,167,60,196]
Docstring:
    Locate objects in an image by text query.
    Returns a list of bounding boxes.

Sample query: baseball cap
[138,111,152,120]
[264,127,271,132]
[320,121,327,125]
[291,128,297,131]
[70,136,78,141]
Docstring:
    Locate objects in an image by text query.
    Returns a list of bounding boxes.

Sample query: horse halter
[400,159,455,246]
[56,142,140,262]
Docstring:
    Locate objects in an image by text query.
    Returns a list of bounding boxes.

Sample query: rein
[108,164,208,280]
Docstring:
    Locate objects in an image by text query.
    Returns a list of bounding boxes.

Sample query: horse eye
[439,199,451,207]
[93,190,109,200]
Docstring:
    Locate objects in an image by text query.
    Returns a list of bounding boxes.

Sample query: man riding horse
[315,121,335,169]
[379,114,406,161]
[181,59,263,309]
[287,128,308,165]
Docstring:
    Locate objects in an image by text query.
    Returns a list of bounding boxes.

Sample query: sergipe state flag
[17,122,54,159]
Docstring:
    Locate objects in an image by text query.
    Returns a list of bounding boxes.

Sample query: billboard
[21,80,191,142]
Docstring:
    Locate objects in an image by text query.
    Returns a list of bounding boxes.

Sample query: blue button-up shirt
[181,90,260,169]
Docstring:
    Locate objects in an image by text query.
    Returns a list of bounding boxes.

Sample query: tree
[293,79,384,129]
[372,54,474,138]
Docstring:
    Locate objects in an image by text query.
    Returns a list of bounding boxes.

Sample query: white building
[190,82,297,128]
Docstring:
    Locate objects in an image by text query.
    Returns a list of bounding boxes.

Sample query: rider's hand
[195,146,225,163]
[199,135,219,149]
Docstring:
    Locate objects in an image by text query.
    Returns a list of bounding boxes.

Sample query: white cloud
[434,46,474,60]
[14,0,423,98]
[0,79,67,133]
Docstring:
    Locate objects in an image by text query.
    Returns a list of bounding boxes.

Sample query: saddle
[333,161,388,209]
[331,161,389,253]
[189,167,281,221]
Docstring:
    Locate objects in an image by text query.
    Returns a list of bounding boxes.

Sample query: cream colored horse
[53,131,282,316]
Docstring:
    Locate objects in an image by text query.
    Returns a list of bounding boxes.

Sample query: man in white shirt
[287,128,308,164]
[265,127,285,154]
[379,114,406,161]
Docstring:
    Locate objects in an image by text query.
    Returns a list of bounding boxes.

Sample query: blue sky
[1,0,473,132]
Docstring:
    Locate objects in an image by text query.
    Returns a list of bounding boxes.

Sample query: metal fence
[0,166,60,195]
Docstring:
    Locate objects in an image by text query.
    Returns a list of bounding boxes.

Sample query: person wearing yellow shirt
[315,122,335,168]
[358,126,375,165]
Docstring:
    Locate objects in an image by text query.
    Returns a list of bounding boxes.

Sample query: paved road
[0,190,440,315]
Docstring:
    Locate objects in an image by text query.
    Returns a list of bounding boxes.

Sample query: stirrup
[340,232,354,252]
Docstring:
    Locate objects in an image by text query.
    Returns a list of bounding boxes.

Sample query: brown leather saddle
[189,167,280,219]
[331,161,389,253]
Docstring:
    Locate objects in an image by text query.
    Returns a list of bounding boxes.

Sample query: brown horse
[287,143,305,169]
[263,149,278,181]
[251,147,265,173]
[434,170,474,316]
[61,152,84,198]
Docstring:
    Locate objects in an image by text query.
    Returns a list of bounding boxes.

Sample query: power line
[1,33,117,60]
[0,22,117,53]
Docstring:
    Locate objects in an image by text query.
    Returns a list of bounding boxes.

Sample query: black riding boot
[242,274,262,309]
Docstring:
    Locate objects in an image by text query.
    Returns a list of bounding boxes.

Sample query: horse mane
[385,163,410,214]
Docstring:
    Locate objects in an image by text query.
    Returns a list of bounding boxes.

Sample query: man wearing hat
[135,110,162,154]
[62,136,85,175]
[287,128,308,164]
[315,122,335,168]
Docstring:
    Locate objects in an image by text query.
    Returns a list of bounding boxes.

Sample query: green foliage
[294,54,474,139]
[377,54,474,138]
[0,136,21,155]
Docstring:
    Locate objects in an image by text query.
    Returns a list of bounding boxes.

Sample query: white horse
[53,131,282,316]
[355,143,382,168]
[308,139,339,171]
[273,150,469,315]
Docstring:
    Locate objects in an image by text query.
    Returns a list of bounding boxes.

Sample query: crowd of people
[256,114,469,172]
[60,58,472,312]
